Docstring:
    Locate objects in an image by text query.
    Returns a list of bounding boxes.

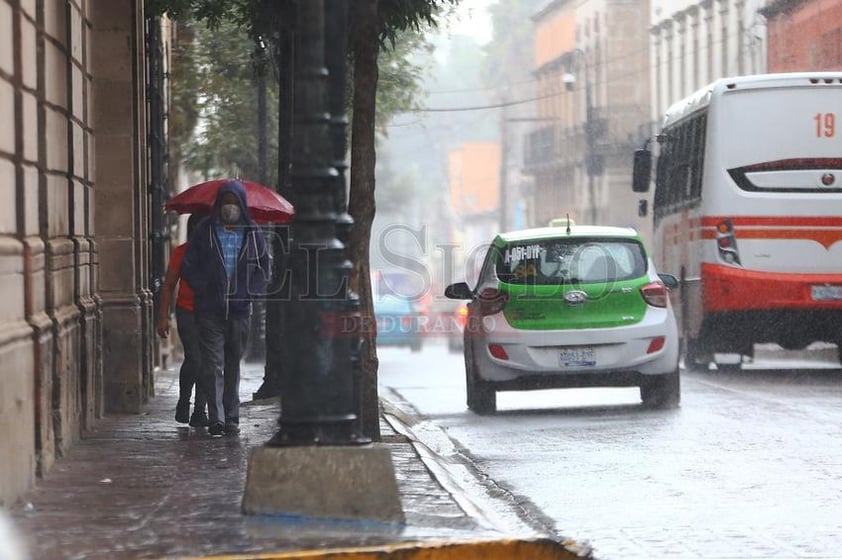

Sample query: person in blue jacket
[181,180,271,436]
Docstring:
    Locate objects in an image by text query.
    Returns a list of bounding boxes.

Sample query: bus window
[689,114,706,201]
[654,135,673,217]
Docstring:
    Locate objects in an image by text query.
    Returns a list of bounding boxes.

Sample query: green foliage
[173,18,280,185]
[378,0,460,47]
[146,0,256,30]
[163,1,444,183]
[373,27,432,134]
[169,23,200,153]
[147,0,459,48]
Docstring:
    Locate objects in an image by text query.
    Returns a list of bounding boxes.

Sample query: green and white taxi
[445,223,680,414]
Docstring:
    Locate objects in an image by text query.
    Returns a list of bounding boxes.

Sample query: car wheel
[640,369,680,409]
[410,340,422,353]
[465,346,496,415]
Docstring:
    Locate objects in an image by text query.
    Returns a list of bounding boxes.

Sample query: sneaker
[175,399,190,424]
[189,411,210,427]
[224,422,240,435]
[208,422,225,437]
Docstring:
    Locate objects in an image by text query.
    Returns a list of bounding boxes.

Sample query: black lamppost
[243,1,402,522]
[564,47,598,224]
[267,0,361,446]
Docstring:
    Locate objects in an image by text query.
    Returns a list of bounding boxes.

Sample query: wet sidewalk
[8,362,581,560]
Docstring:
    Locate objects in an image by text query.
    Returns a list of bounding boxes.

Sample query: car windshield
[494,238,647,285]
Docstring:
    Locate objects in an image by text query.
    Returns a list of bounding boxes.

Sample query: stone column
[91,0,151,413]
[0,0,46,507]
[702,0,714,83]
[689,6,700,91]
[39,0,87,459]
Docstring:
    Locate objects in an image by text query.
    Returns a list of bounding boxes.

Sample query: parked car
[445,223,680,414]
[373,296,423,352]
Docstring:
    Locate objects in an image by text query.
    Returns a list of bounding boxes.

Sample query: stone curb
[379,398,504,534]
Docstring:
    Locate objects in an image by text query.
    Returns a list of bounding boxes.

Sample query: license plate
[559,346,596,367]
[811,285,842,301]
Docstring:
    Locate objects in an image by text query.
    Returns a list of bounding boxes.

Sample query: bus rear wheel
[683,336,711,370]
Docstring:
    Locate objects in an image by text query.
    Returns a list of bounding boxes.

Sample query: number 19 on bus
[814,112,836,138]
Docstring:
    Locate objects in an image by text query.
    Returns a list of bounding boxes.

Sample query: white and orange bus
[632,73,842,369]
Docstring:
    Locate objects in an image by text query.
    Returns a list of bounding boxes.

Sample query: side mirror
[658,273,679,290]
[632,149,651,193]
[444,282,473,300]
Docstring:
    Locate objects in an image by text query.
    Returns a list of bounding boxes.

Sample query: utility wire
[405,27,756,114]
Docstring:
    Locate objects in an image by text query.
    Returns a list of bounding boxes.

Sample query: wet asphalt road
[378,340,842,559]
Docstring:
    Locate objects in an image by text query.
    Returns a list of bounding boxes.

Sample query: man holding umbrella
[182,180,271,436]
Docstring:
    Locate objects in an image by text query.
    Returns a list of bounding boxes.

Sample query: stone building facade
[650,0,768,120]
[523,0,652,234]
[1,0,158,506]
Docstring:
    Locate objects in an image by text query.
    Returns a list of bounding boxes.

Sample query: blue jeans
[195,315,250,425]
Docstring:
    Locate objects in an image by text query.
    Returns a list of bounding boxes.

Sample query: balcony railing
[522,105,646,172]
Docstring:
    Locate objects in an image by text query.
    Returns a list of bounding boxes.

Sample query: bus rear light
[640,281,669,308]
[478,288,508,316]
[646,336,666,354]
[716,219,741,265]
[488,344,509,360]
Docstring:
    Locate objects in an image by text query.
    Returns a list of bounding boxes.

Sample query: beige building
[1,0,163,506]
[650,0,768,120]
[524,0,652,236]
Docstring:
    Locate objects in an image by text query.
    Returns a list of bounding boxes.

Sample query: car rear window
[494,237,647,285]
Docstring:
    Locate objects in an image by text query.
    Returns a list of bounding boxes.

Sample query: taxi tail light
[488,344,509,360]
[716,219,741,265]
[647,336,666,354]
[640,281,668,308]
[400,316,412,330]
[456,305,468,327]
[478,288,508,316]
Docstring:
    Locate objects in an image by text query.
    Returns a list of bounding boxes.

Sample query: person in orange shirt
[157,213,208,427]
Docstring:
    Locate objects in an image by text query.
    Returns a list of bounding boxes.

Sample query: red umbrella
[165,178,294,224]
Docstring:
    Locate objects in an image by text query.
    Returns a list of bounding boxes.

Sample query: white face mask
[221,203,241,224]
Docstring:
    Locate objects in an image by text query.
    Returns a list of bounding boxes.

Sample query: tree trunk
[349,0,380,441]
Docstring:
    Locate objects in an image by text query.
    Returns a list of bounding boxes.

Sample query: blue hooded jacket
[181,180,271,320]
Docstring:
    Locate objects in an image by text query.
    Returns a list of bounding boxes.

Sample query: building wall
[525,0,651,236]
[448,142,502,263]
[650,0,768,120]
[449,142,501,215]
[763,0,842,72]
[0,0,154,507]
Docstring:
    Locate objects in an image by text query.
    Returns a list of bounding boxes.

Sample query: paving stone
[9,363,503,559]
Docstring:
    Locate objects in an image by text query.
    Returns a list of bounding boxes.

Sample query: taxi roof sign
[548,218,572,227]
